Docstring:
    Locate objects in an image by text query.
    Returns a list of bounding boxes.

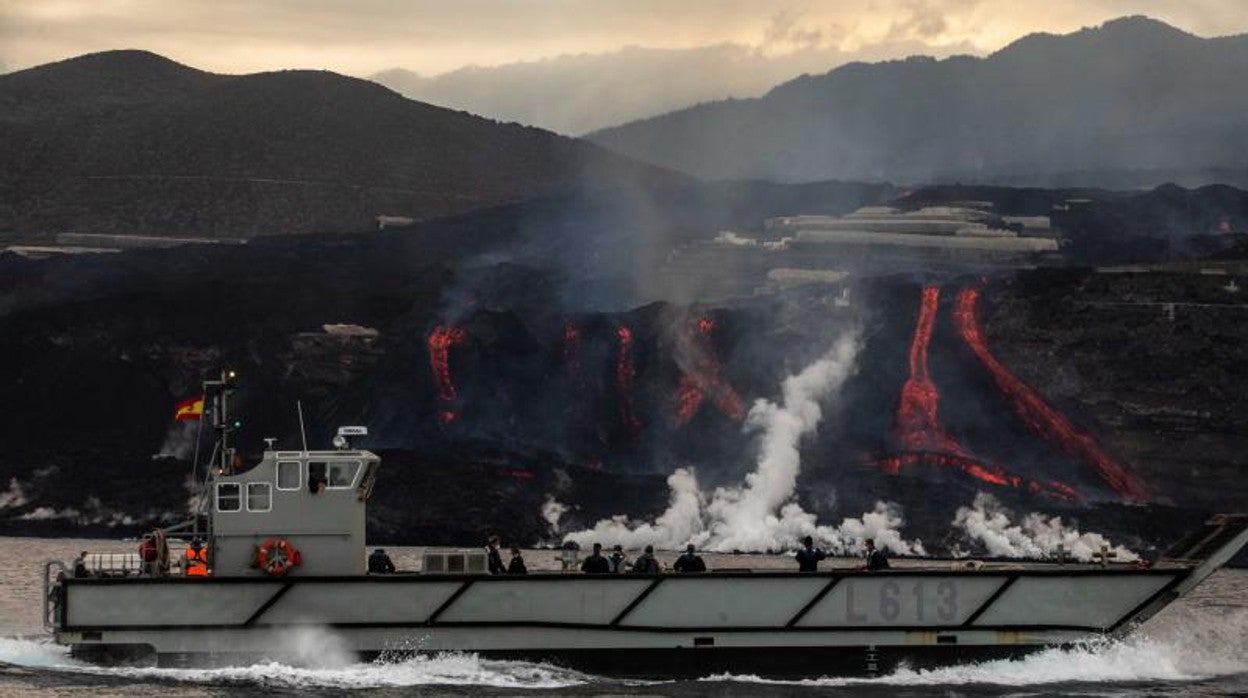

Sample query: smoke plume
[155,421,200,460]
[541,496,568,534]
[562,331,924,554]
[0,478,28,509]
[952,492,1139,562]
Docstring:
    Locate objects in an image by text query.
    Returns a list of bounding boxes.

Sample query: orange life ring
[255,537,302,576]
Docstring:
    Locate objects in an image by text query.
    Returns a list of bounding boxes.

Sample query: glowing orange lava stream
[883,286,1077,501]
[952,288,1146,500]
[428,325,467,423]
[674,317,745,426]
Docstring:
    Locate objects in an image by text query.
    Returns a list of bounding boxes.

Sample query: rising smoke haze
[370,40,972,135]
[0,478,27,510]
[952,492,1139,562]
[156,420,200,460]
[541,496,568,535]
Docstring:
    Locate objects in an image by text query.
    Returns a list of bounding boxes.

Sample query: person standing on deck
[632,545,661,574]
[673,544,706,573]
[368,548,395,574]
[608,544,628,573]
[139,535,159,576]
[486,535,506,575]
[581,543,610,573]
[508,547,528,575]
[73,551,89,578]
[795,535,827,572]
[861,538,890,571]
[184,538,209,577]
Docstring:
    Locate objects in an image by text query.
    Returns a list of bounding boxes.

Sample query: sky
[1,0,1246,77]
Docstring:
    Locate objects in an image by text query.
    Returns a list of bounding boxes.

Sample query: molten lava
[895,287,968,456]
[673,316,746,426]
[952,288,1147,500]
[428,325,467,422]
[616,326,642,437]
[883,287,1079,501]
[878,452,1076,501]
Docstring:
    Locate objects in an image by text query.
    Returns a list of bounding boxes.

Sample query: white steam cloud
[541,496,568,534]
[19,506,81,521]
[155,420,200,460]
[953,492,1138,562]
[563,333,925,554]
[0,478,28,509]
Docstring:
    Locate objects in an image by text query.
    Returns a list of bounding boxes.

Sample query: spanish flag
[174,395,205,421]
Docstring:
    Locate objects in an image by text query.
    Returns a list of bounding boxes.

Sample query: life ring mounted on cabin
[255,537,302,576]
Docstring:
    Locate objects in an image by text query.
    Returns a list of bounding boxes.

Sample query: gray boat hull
[54,568,1186,677]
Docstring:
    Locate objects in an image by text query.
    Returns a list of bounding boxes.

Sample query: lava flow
[616,326,642,438]
[952,287,1147,500]
[674,317,746,426]
[428,325,468,423]
[895,287,968,456]
[883,286,1078,501]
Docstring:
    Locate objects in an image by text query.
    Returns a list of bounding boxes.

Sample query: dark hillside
[0,50,684,237]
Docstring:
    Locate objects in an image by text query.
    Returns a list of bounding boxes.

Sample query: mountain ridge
[589,16,1248,187]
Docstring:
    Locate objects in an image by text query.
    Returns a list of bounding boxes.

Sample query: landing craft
[43,371,1248,678]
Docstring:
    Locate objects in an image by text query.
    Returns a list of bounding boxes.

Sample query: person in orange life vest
[184,537,209,577]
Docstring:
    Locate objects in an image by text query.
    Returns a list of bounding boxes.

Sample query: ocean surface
[2,536,1246,696]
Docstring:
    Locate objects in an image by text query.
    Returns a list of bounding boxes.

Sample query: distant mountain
[371,41,965,135]
[589,17,1248,188]
[0,50,681,237]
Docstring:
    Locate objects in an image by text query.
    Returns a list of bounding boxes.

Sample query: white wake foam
[702,608,1248,687]
[0,636,589,689]
[107,653,592,690]
[0,636,75,668]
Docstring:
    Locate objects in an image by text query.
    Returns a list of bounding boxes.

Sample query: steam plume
[155,421,199,460]
[0,478,28,509]
[952,492,1138,562]
[541,496,568,534]
[563,332,924,554]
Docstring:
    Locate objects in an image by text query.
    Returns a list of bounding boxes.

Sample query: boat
[42,370,1248,678]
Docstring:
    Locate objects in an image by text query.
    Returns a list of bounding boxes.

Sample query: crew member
[632,545,661,574]
[608,544,628,573]
[673,544,706,573]
[861,538,890,571]
[795,535,827,572]
[139,534,159,576]
[368,548,396,574]
[508,547,528,575]
[72,551,89,578]
[308,471,328,494]
[184,538,209,577]
[486,535,506,575]
[581,543,610,573]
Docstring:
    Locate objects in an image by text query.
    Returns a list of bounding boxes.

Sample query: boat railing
[84,552,144,577]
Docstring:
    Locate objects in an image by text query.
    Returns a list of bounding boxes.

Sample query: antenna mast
[192,368,238,537]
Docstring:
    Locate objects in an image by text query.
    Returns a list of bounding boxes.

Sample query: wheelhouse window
[247,483,272,512]
[308,460,362,490]
[216,483,241,512]
[328,461,361,488]
[277,461,301,491]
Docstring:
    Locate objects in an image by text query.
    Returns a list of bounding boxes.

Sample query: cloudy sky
[1,0,1246,76]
